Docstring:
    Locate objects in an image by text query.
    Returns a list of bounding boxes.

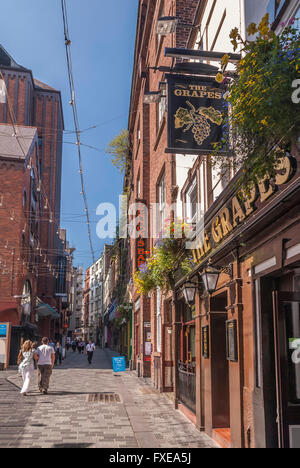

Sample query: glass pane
[189,327,196,360]
[284,302,300,404]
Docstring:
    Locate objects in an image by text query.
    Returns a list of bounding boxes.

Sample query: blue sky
[1,0,138,269]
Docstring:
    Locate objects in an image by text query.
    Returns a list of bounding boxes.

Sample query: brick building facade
[0,44,69,360]
[124,0,300,449]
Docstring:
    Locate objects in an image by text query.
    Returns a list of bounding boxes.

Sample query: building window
[186,177,198,223]
[0,192,3,207]
[23,190,27,208]
[156,0,165,52]
[136,117,141,157]
[158,174,166,233]
[293,4,300,31]
[211,165,230,203]
[157,94,167,130]
[137,172,141,198]
[267,0,286,23]
[199,159,206,216]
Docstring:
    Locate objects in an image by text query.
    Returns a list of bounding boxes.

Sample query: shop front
[177,146,300,448]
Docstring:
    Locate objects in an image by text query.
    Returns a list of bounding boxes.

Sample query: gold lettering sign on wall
[192,155,297,263]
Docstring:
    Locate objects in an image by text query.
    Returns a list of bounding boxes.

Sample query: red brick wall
[0,66,64,313]
[129,0,201,378]
[0,140,40,325]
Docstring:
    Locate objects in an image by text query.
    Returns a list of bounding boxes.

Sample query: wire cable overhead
[61,0,95,264]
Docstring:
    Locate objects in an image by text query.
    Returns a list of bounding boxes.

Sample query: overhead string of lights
[61,0,95,264]
[0,69,58,237]
[0,77,72,283]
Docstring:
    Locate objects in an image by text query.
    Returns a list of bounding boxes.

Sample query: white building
[69,266,84,338]
[89,256,105,343]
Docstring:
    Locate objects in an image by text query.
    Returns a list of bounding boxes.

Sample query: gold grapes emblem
[174,101,223,146]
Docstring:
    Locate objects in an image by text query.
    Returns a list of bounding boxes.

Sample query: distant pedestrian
[71,340,77,352]
[55,342,62,366]
[80,341,85,354]
[34,337,55,395]
[17,340,36,396]
[86,340,95,365]
[77,340,82,354]
[49,339,55,350]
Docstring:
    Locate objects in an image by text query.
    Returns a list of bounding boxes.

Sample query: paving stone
[0,348,218,449]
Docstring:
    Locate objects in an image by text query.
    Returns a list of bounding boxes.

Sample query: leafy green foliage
[106,129,130,174]
[212,15,300,190]
[134,221,195,295]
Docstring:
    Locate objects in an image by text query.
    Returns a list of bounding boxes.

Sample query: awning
[36,303,60,320]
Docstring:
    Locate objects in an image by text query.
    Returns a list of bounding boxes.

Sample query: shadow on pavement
[52,443,94,449]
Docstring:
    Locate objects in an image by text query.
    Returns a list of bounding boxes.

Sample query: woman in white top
[17,340,35,396]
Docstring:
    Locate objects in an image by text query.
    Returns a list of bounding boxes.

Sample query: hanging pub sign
[135,199,149,270]
[166,74,226,155]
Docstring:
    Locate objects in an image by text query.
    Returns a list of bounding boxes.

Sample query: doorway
[210,293,230,430]
[273,290,300,448]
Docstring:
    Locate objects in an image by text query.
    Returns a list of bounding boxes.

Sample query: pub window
[156,288,162,353]
[186,178,198,223]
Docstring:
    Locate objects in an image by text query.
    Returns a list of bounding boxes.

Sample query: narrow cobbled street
[0,348,217,449]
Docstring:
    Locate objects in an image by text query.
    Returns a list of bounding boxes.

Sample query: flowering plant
[213,14,300,189]
[114,304,131,327]
[134,220,195,295]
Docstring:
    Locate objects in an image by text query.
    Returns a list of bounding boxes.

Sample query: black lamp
[200,263,221,295]
[182,280,197,306]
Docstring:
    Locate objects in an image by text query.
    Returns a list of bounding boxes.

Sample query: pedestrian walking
[55,342,62,366]
[17,340,36,396]
[34,337,55,395]
[80,341,85,354]
[71,340,77,352]
[86,340,95,365]
[49,339,55,350]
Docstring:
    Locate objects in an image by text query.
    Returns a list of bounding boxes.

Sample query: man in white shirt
[34,337,55,394]
[86,340,96,365]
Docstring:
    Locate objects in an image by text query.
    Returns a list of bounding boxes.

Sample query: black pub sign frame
[166,74,227,155]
